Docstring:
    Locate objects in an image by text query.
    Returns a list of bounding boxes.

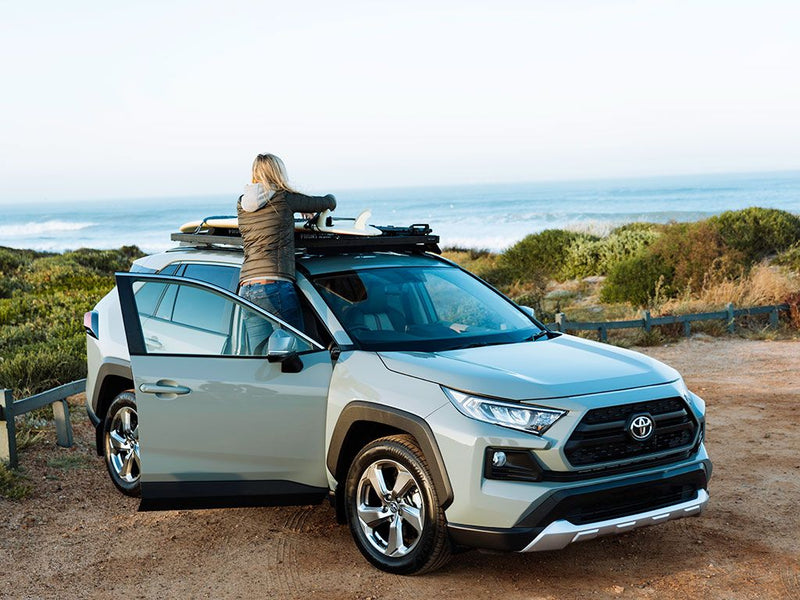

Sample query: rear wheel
[103,391,141,497]
[345,434,451,574]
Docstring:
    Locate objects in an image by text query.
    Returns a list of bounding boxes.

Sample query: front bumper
[448,461,710,552]
[521,489,708,552]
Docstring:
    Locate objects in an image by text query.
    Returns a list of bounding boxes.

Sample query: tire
[103,391,141,497]
[345,434,451,575]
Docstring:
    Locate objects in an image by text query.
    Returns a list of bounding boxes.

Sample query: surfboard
[303,210,383,237]
[179,209,383,237]
[179,216,238,233]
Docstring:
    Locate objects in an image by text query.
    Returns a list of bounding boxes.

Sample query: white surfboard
[179,217,238,233]
[180,210,382,237]
[303,210,383,236]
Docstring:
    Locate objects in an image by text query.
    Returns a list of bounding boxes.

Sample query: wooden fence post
[769,308,779,328]
[1,389,18,469]
[555,313,566,332]
[642,310,652,334]
[52,399,73,448]
[683,319,692,337]
[598,326,608,343]
[726,303,736,333]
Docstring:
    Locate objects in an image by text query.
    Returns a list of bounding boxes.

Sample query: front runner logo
[628,414,654,441]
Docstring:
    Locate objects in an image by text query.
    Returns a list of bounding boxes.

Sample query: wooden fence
[547,302,791,342]
[0,379,84,469]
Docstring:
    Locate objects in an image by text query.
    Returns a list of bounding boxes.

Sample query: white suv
[85,227,711,574]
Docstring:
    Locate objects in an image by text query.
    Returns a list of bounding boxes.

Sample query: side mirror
[266,330,303,372]
[520,306,536,319]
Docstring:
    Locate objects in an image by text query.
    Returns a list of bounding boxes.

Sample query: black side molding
[327,401,454,509]
[139,480,328,511]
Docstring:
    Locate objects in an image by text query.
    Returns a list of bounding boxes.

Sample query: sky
[1,0,799,202]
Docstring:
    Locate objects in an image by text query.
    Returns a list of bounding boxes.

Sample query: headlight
[442,387,566,435]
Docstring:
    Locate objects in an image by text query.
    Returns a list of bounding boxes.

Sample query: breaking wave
[0,220,96,239]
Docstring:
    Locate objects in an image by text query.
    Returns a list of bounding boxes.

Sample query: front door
[115,273,333,510]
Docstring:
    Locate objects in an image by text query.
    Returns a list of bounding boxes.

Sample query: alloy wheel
[107,405,140,483]
[355,459,426,558]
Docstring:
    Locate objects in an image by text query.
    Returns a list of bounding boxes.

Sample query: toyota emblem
[628,414,655,441]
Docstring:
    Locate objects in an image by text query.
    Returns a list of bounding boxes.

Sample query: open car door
[115,272,333,510]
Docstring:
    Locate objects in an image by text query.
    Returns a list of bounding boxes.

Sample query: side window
[181,264,240,291]
[158,263,181,276]
[154,284,179,320]
[134,281,165,318]
[131,280,313,357]
[171,285,233,335]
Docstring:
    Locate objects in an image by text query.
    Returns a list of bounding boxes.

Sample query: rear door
[116,272,333,510]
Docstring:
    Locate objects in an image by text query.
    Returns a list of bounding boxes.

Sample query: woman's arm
[285,192,336,214]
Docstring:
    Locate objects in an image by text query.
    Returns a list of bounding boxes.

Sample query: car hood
[378,334,680,401]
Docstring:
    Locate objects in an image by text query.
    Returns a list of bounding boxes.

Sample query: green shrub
[609,222,666,235]
[709,207,800,263]
[65,246,144,275]
[650,221,741,291]
[563,227,661,279]
[0,336,87,397]
[0,246,138,399]
[500,229,597,282]
[600,253,673,307]
[773,242,800,272]
[0,247,46,274]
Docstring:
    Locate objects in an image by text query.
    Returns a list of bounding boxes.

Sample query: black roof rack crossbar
[170,223,441,255]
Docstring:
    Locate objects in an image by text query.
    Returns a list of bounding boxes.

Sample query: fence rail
[546,303,790,342]
[0,379,84,469]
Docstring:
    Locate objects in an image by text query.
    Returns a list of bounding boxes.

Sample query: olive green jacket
[237,190,336,284]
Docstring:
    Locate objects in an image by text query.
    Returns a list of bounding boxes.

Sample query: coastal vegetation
[444,207,800,332]
[0,246,144,497]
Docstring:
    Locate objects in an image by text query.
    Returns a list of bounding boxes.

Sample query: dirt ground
[1,337,798,600]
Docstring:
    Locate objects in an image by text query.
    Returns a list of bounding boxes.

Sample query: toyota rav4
[84,223,711,574]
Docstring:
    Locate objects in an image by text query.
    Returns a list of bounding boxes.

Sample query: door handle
[139,382,191,395]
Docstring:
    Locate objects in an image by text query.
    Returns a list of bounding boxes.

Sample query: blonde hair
[252,153,295,193]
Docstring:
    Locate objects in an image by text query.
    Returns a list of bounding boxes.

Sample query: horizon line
[3,167,800,206]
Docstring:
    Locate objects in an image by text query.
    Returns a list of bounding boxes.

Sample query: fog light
[492,451,507,468]
[484,447,543,482]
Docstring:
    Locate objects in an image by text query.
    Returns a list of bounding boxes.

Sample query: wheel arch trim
[327,401,454,508]
[92,360,134,416]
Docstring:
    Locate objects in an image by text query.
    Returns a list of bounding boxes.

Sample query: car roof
[134,247,448,276]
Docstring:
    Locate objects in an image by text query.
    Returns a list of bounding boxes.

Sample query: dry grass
[657,263,799,315]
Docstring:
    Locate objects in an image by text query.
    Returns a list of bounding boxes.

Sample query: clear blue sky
[1,0,799,202]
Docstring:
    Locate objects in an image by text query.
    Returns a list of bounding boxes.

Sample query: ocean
[2,171,799,254]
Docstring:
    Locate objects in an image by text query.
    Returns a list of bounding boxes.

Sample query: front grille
[564,397,698,468]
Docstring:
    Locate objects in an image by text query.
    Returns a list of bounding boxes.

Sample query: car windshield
[312,266,543,351]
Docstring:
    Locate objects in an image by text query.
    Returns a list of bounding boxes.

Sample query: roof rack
[170,220,441,255]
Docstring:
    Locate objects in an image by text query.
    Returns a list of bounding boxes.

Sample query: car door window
[131,279,312,357]
[181,263,240,292]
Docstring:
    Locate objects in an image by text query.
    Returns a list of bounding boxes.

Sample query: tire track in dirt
[261,532,303,599]
[780,565,800,600]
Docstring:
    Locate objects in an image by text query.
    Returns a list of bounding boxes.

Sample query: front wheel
[103,391,141,497]
[345,435,451,574]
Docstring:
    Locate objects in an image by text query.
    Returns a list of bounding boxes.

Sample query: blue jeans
[240,281,305,350]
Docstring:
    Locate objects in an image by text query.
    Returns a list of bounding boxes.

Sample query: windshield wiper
[531,330,549,341]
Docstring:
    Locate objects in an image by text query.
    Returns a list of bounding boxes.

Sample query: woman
[238,153,336,337]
